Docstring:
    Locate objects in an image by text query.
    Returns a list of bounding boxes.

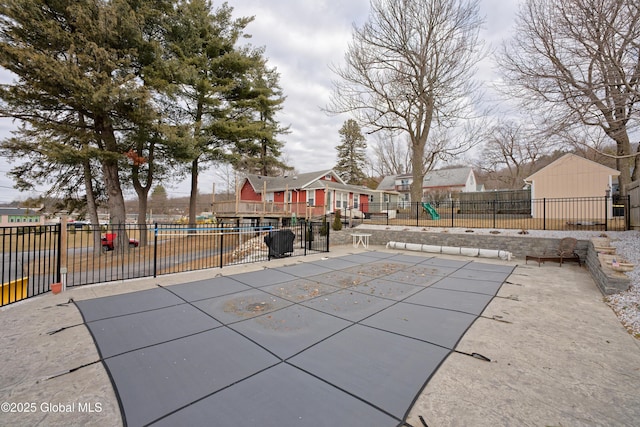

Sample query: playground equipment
[421,202,440,220]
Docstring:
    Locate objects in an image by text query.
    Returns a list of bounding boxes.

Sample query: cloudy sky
[0,0,520,203]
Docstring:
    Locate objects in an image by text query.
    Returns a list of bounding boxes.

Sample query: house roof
[244,170,374,194]
[0,207,42,215]
[245,170,334,192]
[422,167,472,188]
[525,153,620,181]
[378,167,473,190]
[376,175,397,191]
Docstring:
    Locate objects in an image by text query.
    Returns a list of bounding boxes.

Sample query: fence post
[604,195,608,231]
[492,200,497,229]
[56,223,62,284]
[386,202,390,226]
[153,223,158,278]
[219,225,225,268]
[451,200,454,227]
[543,198,546,231]
[627,195,631,230]
[303,220,307,256]
[326,222,330,252]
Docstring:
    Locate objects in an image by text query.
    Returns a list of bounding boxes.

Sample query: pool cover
[75,251,514,427]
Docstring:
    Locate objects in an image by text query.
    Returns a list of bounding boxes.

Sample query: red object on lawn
[101,233,139,251]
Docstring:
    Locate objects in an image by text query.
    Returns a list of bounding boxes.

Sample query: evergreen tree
[150,185,169,215]
[0,0,173,243]
[162,0,264,226]
[231,60,292,176]
[334,119,367,184]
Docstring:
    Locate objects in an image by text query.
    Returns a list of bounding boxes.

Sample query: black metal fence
[1,195,629,307]
[0,220,329,307]
[1,225,59,307]
[361,196,630,231]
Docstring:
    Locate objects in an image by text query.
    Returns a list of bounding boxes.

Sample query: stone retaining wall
[585,240,632,295]
[331,228,589,260]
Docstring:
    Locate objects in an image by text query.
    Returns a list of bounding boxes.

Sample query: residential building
[376,167,479,205]
[0,207,44,227]
[237,170,375,217]
[524,153,620,220]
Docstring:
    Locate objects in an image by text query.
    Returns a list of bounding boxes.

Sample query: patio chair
[525,237,581,267]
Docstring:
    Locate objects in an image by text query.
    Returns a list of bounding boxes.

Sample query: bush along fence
[0,220,329,307]
[360,196,630,231]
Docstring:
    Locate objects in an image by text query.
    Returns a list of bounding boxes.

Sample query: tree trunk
[632,143,639,183]
[98,118,128,249]
[132,142,154,246]
[608,126,632,196]
[410,138,426,205]
[189,157,199,229]
[82,158,102,254]
[136,192,149,246]
[79,112,103,254]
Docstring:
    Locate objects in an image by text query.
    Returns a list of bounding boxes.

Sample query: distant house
[525,153,620,199]
[0,207,44,227]
[524,153,620,220]
[376,167,479,205]
[371,176,401,207]
[238,170,375,217]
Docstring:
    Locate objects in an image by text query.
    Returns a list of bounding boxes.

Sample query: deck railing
[213,201,309,216]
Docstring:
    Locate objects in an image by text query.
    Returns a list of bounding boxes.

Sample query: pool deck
[1,245,639,427]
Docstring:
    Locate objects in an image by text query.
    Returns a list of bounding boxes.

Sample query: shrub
[320,215,328,236]
[332,209,342,231]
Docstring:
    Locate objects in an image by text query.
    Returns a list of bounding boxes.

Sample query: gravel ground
[608,233,640,338]
[361,225,640,339]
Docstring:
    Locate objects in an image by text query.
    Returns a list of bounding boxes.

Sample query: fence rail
[0,220,329,307]
[361,196,630,231]
[1,225,59,307]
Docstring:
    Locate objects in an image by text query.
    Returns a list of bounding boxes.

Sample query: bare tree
[498,0,640,194]
[478,121,553,189]
[558,125,619,168]
[328,0,485,203]
[214,163,240,196]
[371,131,411,176]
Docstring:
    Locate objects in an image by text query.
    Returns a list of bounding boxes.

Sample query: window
[307,191,315,206]
[265,192,274,202]
[353,194,359,209]
[383,193,390,203]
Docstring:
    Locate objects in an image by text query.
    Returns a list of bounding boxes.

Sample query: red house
[239,170,374,218]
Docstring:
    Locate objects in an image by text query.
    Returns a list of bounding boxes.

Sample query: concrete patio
[1,245,639,426]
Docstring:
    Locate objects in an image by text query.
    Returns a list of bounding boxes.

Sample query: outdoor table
[351,232,372,248]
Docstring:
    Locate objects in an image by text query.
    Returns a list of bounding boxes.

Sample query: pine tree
[162,0,271,226]
[334,119,367,184]
[0,0,173,238]
[230,60,292,176]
